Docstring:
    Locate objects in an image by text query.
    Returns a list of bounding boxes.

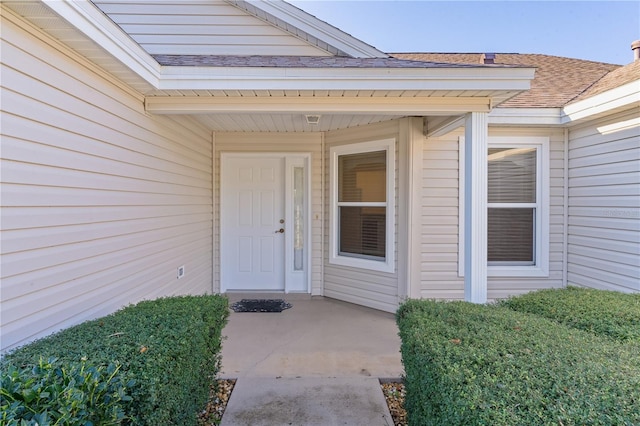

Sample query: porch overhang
[145,65,536,120]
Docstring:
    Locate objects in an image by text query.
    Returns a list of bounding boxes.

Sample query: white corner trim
[43,0,160,86]
[562,80,640,123]
[463,113,488,303]
[228,0,386,58]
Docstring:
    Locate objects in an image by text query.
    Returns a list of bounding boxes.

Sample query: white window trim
[329,138,396,273]
[459,136,550,277]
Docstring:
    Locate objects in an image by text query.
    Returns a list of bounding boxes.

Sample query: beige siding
[213,132,323,295]
[93,0,330,57]
[567,110,640,292]
[323,121,401,313]
[420,126,566,300]
[1,14,213,351]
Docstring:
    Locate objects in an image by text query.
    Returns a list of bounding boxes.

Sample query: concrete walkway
[219,295,403,425]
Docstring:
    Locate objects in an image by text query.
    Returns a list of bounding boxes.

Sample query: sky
[289,1,640,65]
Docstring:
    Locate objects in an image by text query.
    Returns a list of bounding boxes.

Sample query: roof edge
[562,80,640,124]
[226,0,387,58]
[43,0,160,86]
[156,65,535,92]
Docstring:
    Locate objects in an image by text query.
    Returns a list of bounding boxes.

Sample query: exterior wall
[1,13,213,351]
[213,132,324,295]
[94,0,330,57]
[567,109,640,292]
[420,126,566,300]
[323,120,401,313]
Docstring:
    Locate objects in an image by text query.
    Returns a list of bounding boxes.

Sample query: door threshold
[223,291,312,302]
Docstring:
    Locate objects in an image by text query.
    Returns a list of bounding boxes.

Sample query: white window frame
[329,139,395,273]
[459,136,549,277]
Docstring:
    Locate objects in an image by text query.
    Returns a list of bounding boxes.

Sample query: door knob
[275,228,285,233]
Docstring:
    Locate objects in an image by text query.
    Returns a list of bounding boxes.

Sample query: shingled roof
[571,60,640,102]
[392,53,623,108]
[152,54,507,69]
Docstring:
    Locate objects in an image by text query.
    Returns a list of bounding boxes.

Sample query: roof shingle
[571,60,640,102]
[152,54,504,69]
[392,53,622,108]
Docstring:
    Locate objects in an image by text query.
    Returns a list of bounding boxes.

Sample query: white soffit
[145,96,494,115]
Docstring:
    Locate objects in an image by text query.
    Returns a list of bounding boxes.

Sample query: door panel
[222,157,285,290]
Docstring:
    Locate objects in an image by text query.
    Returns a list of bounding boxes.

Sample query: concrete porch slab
[218,296,403,425]
[219,377,394,426]
[219,296,403,378]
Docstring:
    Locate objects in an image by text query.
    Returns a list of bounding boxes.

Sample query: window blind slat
[338,151,386,202]
[339,206,386,258]
[488,148,536,203]
[487,147,537,265]
[488,208,535,263]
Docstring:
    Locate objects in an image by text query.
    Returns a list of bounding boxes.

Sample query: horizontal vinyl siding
[420,127,565,301]
[213,132,323,295]
[323,121,400,313]
[567,110,640,292]
[419,134,463,299]
[94,0,330,56]
[1,15,213,351]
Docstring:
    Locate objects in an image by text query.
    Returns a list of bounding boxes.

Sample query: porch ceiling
[144,91,506,132]
[190,112,407,132]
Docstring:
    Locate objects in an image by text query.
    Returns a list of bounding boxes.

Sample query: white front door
[222,156,286,291]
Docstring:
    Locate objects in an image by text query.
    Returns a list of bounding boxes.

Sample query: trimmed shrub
[1,357,132,425]
[501,286,640,342]
[397,299,640,425]
[1,295,229,425]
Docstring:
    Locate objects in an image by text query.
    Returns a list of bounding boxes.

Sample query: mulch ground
[198,378,407,426]
[381,381,407,426]
[198,379,236,425]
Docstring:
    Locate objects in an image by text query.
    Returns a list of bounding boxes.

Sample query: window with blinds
[337,151,387,259]
[487,147,537,265]
[329,138,395,272]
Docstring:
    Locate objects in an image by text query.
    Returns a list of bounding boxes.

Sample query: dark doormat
[230,299,292,313]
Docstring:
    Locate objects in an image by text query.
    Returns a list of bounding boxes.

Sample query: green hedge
[500,286,640,342]
[1,295,229,425]
[397,299,640,425]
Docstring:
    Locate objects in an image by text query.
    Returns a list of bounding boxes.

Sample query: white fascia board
[233,0,386,58]
[157,66,536,92]
[145,96,492,115]
[43,0,160,86]
[489,108,563,126]
[561,80,640,124]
